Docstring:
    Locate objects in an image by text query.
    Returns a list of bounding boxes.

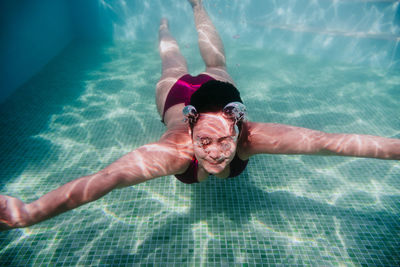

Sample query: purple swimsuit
[163,74,249,184]
[162,74,215,121]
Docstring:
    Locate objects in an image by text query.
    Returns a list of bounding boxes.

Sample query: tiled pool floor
[0,41,399,266]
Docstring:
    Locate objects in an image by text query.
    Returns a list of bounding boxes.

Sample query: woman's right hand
[0,195,29,231]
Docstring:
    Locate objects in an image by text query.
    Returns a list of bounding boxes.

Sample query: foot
[188,0,202,8]
[159,18,169,31]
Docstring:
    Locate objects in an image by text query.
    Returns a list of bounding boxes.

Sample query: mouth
[207,159,226,165]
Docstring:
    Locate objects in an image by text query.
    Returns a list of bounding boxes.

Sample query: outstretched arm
[0,135,191,230]
[244,122,400,160]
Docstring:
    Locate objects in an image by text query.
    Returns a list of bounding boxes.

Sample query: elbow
[96,169,124,189]
[317,132,344,156]
[102,169,141,189]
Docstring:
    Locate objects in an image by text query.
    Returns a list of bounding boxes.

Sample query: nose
[206,144,220,159]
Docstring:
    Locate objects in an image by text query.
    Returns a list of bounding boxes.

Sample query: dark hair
[188,80,245,135]
[189,80,243,113]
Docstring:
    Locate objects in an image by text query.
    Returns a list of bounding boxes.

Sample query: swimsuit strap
[175,156,199,184]
[228,154,249,178]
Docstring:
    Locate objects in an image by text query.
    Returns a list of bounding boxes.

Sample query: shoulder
[161,122,192,145]
[236,122,293,158]
[159,123,194,168]
[237,121,266,146]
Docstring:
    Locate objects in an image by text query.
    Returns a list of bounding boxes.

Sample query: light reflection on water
[0,41,399,266]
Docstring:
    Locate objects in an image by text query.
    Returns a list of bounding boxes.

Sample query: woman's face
[191,112,238,175]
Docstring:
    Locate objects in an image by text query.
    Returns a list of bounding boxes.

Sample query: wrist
[23,202,38,227]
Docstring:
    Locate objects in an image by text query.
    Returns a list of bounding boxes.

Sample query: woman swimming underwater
[1,0,399,230]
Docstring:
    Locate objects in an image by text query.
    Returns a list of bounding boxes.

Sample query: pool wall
[1,0,71,103]
[0,0,113,104]
[1,0,399,103]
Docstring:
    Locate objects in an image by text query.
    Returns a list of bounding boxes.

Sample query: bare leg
[189,0,234,83]
[156,18,188,118]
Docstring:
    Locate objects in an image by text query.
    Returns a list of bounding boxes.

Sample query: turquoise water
[0,41,399,266]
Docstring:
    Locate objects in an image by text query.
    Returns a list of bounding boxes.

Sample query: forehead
[193,113,234,137]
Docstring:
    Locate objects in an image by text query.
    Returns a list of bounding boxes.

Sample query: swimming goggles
[183,102,247,124]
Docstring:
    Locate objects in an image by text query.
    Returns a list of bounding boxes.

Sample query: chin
[203,161,227,174]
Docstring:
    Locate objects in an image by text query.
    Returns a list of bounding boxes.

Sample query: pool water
[0,40,399,266]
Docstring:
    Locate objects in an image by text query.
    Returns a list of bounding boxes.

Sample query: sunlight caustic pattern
[104,0,400,69]
[0,41,399,266]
